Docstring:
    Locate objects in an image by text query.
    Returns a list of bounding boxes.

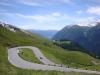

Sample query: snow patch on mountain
[77,21,100,27]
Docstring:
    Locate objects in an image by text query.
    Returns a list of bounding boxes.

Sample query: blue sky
[0,0,100,30]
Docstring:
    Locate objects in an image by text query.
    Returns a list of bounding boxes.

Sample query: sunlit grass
[18,48,41,64]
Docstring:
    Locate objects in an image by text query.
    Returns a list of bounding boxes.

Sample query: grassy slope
[18,48,41,64]
[0,26,100,75]
[36,45,100,69]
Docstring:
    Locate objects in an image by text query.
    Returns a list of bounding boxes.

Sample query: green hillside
[0,26,100,75]
[53,40,85,52]
[18,48,41,64]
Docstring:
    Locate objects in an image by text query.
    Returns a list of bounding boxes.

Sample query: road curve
[8,46,100,74]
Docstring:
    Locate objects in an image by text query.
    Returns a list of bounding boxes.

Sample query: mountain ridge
[53,22,100,58]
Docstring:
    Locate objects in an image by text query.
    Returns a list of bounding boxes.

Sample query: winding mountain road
[8,46,100,74]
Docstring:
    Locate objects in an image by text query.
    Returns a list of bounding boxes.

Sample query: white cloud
[77,10,83,15]
[0,12,14,16]
[11,12,69,22]
[87,6,100,15]
[15,0,73,7]
[0,2,12,6]
[60,0,73,4]
[0,9,7,12]
[17,0,41,6]
[78,17,95,22]
[0,12,96,23]
[52,12,61,17]
[0,12,69,23]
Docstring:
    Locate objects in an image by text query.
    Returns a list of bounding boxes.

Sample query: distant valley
[29,30,58,39]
